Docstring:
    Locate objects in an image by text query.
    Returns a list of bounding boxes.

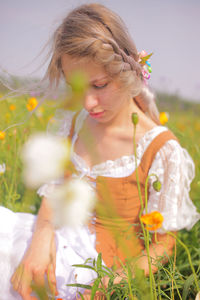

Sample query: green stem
[133,123,147,249]
[133,123,156,300]
[127,266,134,300]
[2,176,9,194]
[162,267,182,300]
[133,124,143,215]
[145,230,155,300]
[167,231,199,292]
[157,271,162,300]
[144,175,159,299]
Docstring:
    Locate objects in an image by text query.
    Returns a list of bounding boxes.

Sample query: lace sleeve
[146,140,200,233]
[37,109,75,198]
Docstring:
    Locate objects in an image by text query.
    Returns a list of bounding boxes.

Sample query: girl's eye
[93,83,108,89]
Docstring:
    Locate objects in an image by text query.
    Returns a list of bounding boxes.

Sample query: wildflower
[0,131,6,140]
[21,133,71,188]
[0,163,6,175]
[131,112,139,125]
[9,104,16,111]
[140,211,164,231]
[159,112,169,125]
[153,180,162,192]
[26,97,38,111]
[48,178,96,228]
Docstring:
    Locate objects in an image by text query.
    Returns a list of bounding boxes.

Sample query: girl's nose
[83,91,99,111]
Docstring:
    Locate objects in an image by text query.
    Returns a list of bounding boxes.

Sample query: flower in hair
[139,50,153,82]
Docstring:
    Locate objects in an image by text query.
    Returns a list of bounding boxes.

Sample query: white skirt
[0,206,99,300]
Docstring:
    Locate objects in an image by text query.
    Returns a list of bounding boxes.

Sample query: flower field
[0,91,200,299]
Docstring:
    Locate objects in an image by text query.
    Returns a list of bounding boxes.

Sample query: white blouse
[38,109,200,233]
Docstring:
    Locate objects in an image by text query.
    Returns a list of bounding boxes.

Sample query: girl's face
[61,55,132,124]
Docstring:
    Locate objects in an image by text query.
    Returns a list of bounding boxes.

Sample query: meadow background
[0,80,200,299]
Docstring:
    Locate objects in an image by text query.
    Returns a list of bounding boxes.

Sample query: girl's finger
[17,279,33,300]
[11,264,25,291]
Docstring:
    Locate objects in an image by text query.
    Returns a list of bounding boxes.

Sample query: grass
[0,90,200,299]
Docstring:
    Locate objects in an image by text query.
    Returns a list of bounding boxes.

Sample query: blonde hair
[46,3,160,124]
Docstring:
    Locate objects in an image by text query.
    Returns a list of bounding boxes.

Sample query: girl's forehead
[61,54,108,82]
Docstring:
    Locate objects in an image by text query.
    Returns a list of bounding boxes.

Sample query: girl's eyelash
[93,83,108,89]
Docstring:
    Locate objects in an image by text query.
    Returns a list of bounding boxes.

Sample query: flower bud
[131,113,139,125]
[153,180,162,192]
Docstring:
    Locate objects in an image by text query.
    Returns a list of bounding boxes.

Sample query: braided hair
[46,3,160,124]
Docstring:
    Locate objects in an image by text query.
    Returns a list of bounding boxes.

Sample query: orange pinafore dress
[68,114,178,268]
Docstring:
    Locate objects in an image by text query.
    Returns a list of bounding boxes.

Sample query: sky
[0,0,200,102]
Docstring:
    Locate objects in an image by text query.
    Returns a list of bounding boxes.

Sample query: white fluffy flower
[21,133,70,188]
[47,178,97,228]
[0,163,6,175]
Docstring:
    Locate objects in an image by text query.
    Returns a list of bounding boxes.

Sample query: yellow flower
[0,131,6,140]
[9,104,16,111]
[140,211,164,231]
[159,112,169,125]
[26,97,38,111]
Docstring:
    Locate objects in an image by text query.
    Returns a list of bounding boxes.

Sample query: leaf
[91,277,101,300]
[102,265,115,276]
[93,258,96,268]
[140,53,153,64]
[97,253,102,272]
[182,274,195,300]
[84,257,93,265]
[107,277,114,295]
[77,291,84,300]
[66,283,92,290]
[72,264,96,271]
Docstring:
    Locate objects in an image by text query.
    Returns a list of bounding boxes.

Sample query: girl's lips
[89,111,105,118]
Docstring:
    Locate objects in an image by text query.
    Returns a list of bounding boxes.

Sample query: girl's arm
[11,197,58,300]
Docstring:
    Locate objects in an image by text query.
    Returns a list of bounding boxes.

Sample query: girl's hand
[80,276,110,299]
[81,272,125,299]
[10,226,58,300]
[81,290,105,300]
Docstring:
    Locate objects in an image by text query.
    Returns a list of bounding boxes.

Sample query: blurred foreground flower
[0,131,6,140]
[21,133,71,188]
[159,112,169,125]
[9,104,16,111]
[0,163,6,175]
[48,178,96,228]
[141,211,164,231]
[26,97,38,111]
[36,106,44,118]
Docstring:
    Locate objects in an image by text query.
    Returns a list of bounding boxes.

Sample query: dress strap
[139,129,179,176]
[64,111,81,178]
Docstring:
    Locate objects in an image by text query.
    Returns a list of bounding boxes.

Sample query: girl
[0,3,199,299]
